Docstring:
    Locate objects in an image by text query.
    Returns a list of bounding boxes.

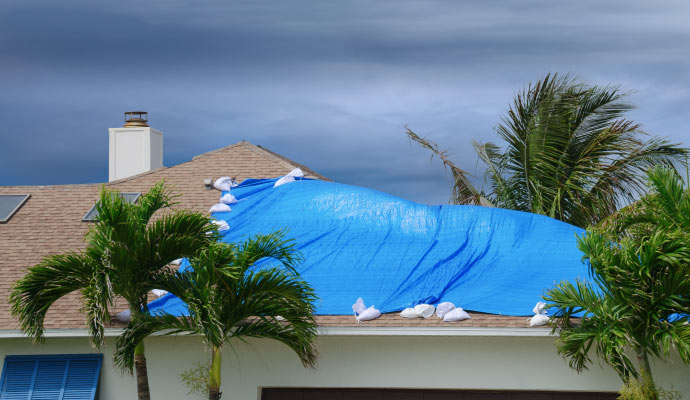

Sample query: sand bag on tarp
[443,308,471,322]
[436,302,455,318]
[214,177,237,191]
[221,193,238,205]
[352,297,366,315]
[209,203,231,213]
[356,306,381,322]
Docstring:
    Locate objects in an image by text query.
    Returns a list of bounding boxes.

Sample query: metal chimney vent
[123,111,149,127]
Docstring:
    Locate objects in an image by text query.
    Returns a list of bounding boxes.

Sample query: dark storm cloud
[1,0,689,204]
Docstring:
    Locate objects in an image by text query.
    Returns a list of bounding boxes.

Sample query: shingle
[315,312,533,328]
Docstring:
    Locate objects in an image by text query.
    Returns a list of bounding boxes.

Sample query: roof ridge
[191,141,245,161]
[242,142,330,181]
[240,141,300,170]
[2,140,327,190]
[107,142,246,187]
[106,166,168,186]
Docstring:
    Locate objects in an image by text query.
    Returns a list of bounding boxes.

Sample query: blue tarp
[148,177,587,317]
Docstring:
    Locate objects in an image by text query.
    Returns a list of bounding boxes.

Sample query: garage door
[262,388,618,400]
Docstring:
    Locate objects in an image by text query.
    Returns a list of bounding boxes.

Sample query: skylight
[0,194,30,223]
[82,192,141,222]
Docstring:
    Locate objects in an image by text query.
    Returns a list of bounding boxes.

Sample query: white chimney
[108,111,163,181]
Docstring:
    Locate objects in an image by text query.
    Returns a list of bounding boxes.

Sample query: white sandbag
[151,289,168,297]
[356,306,381,322]
[116,309,131,322]
[530,314,550,327]
[213,177,237,191]
[414,304,435,318]
[220,193,237,205]
[532,301,547,315]
[209,203,232,213]
[274,168,305,187]
[287,168,304,178]
[436,302,455,318]
[170,258,182,266]
[274,175,295,187]
[352,297,366,315]
[211,220,230,232]
[400,308,418,318]
[443,307,471,322]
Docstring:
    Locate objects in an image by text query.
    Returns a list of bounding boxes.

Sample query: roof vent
[123,111,149,127]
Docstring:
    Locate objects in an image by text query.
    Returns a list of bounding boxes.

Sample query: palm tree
[598,164,690,239]
[406,73,687,227]
[10,182,214,400]
[544,167,690,397]
[113,233,319,400]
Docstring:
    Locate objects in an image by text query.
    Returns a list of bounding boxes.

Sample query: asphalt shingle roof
[0,141,533,331]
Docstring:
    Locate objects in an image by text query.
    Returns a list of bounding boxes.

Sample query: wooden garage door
[262,388,619,400]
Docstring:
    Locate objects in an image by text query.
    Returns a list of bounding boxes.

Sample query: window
[82,192,141,222]
[0,194,30,223]
[0,354,102,400]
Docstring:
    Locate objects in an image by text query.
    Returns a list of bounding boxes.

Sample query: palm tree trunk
[209,346,222,400]
[134,340,151,400]
[635,348,658,400]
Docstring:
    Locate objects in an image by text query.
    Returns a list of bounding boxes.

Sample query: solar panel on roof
[82,193,141,222]
[0,194,30,223]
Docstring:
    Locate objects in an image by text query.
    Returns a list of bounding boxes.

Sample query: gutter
[0,327,553,339]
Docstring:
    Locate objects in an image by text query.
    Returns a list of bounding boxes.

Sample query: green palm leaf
[406,74,688,226]
[112,234,319,398]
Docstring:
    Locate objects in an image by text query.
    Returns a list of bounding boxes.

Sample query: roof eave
[0,326,554,339]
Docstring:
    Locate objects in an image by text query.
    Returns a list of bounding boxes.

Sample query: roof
[315,312,531,329]
[0,141,328,331]
[0,141,537,333]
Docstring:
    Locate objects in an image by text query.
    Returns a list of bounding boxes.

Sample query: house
[1,113,688,399]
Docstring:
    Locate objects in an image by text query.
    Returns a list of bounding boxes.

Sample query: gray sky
[1,0,689,204]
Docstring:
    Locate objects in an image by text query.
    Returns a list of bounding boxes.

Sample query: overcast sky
[1,0,689,204]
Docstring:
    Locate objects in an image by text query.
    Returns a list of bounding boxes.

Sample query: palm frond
[232,230,303,274]
[113,233,320,377]
[114,313,197,373]
[142,211,215,271]
[407,73,688,226]
[405,127,492,206]
[10,253,95,342]
[134,181,176,223]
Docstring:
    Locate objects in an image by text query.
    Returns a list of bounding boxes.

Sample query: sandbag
[209,203,232,213]
[400,307,418,318]
[352,297,366,315]
[214,177,238,191]
[116,309,131,322]
[530,314,550,327]
[443,307,471,322]
[356,306,381,322]
[220,193,238,205]
[414,304,435,318]
[532,301,547,315]
[435,302,455,318]
[211,220,230,232]
[274,168,305,187]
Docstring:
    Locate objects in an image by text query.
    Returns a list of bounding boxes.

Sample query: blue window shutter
[0,359,35,400]
[31,360,68,399]
[61,358,101,400]
[0,355,102,400]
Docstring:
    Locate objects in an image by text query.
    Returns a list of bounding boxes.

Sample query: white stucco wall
[1,333,688,399]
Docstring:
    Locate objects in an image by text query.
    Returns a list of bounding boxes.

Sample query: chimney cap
[124,111,149,127]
